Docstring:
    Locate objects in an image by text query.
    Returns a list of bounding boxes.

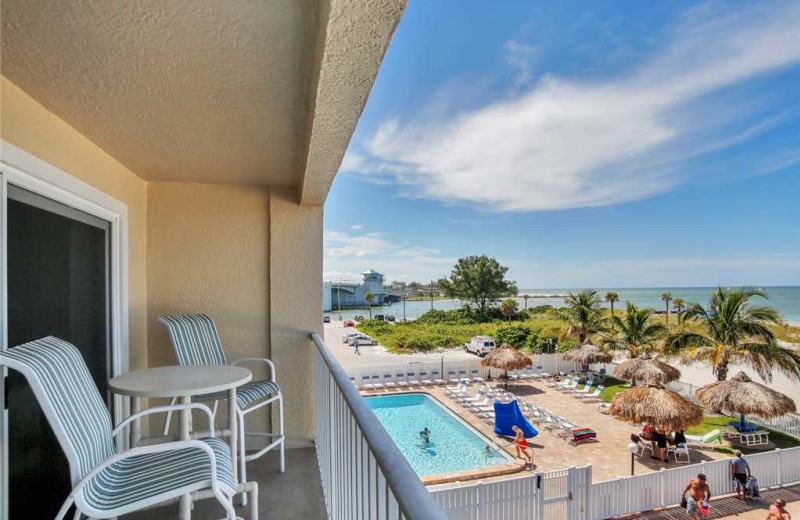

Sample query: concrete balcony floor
[122,448,327,520]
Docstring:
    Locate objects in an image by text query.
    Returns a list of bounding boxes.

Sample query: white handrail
[311,333,446,520]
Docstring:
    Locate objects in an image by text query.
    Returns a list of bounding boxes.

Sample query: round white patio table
[110,365,252,520]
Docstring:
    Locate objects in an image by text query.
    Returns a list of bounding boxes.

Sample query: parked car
[465,336,496,357]
[346,333,377,346]
[374,314,385,321]
[323,316,331,323]
[354,315,365,322]
[343,319,355,327]
[385,315,395,322]
[342,331,362,343]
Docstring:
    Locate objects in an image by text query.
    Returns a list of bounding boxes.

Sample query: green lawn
[598,376,630,403]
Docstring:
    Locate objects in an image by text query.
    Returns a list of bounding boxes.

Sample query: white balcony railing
[312,333,446,520]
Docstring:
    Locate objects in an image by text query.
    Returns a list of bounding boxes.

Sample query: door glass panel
[6,185,111,519]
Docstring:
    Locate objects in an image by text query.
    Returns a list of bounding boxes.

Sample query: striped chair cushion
[198,379,281,409]
[0,337,116,479]
[82,437,235,511]
[158,314,227,366]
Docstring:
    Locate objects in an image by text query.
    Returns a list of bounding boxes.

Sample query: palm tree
[364,291,375,320]
[665,287,800,382]
[661,292,673,326]
[501,298,518,321]
[672,298,686,316]
[605,291,619,330]
[555,290,606,344]
[601,302,667,359]
[522,294,530,310]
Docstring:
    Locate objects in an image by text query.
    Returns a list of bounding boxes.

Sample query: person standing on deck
[354,338,360,355]
[731,450,751,500]
[682,473,711,520]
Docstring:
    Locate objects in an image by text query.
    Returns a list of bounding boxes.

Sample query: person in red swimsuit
[512,425,532,466]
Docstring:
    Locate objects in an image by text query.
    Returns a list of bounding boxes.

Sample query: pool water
[365,393,511,477]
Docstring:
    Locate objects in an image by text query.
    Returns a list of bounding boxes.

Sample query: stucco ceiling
[1,0,406,196]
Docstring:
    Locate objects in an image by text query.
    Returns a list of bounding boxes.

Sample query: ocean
[324,286,800,323]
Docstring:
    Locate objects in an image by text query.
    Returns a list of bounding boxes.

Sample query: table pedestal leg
[229,388,238,484]
[179,395,192,520]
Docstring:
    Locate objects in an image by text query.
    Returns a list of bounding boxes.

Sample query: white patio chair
[384,372,398,390]
[159,313,284,504]
[432,370,445,385]
[0,336,253,520]
[673,443,691,463]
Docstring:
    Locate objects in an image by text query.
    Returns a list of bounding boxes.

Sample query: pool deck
[361,379,734,483]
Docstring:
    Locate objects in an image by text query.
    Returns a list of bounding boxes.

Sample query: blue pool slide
[493,400,538,438]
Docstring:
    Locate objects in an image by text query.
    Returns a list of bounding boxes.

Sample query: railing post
[776,448,782,486]
[477,481,486,520]
[659,468,666,508]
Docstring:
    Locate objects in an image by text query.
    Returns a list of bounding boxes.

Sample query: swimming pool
[365,393,512,477]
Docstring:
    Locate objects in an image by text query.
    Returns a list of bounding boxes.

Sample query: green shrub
[557,338,580,353]
[530,304,554,315]
[495,324,532,349]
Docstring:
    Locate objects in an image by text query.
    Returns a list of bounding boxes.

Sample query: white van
[465,336,496,357]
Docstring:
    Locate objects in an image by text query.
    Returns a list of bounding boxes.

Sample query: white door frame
[0,140,130,518]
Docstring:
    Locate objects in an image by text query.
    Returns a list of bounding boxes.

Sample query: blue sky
[323,0,800,288]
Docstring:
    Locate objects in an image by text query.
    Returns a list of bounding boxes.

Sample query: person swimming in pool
[419,427,431,445]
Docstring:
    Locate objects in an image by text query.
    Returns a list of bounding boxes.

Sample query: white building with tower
[322,269,400,311]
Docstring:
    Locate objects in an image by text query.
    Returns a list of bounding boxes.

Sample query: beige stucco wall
[0,76,149,372]
[146,182,272,435]
[269,188,323,448]
[3,75,326,450]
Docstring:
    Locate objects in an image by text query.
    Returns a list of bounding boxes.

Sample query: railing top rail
[311,333,447,520]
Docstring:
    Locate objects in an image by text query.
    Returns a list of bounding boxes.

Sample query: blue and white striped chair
[159,313,285,501]
[0,336,247,520]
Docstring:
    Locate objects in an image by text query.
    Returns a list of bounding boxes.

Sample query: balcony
[117,334,445,520]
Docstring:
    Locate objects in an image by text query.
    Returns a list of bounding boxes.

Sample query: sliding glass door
[4,184,112,519]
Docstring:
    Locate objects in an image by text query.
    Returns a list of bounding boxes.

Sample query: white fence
[430,447,800,520]
[346,354,581,389]
[431,466,592,520]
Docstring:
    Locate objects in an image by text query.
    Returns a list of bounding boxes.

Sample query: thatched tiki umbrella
[562,343,612,374]
[610,382,704,431]
[696,371,797,432]
[481,344,532,389]
[614,353,681,386]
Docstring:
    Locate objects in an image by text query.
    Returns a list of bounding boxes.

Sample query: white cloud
[350,224,363,230]
[504,40,538,86]
[347,2,800,212]
[323,229,455,283]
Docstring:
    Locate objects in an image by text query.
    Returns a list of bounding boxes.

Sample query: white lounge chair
[362,375,373,391]
[395,372,408,390]
[370,374,383,391]
[407,372,421,388]
[432,370,445,386]
[471,369,485,383]
[419,370,433,386]
[572,381,593,395]
[447,370,459,385]
[559,379,580,392]
[578,385,604,400]
[0,337,254,520]
[383,373,396,390]
[549,375,572,388]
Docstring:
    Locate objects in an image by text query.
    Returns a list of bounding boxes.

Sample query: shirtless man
[682,473,711,520]
[764,499,791,520]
